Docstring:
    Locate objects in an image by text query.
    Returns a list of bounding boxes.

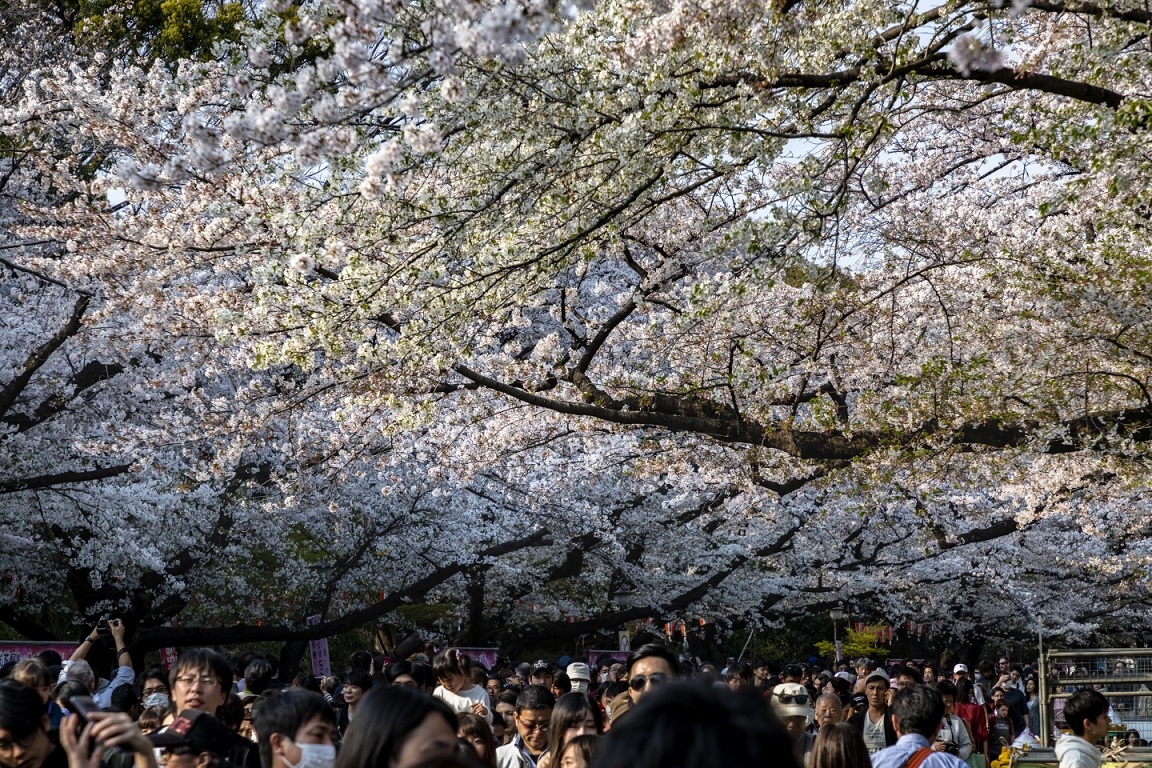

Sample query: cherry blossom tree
[5,0,1152,655]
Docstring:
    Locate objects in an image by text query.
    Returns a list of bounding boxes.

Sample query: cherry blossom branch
[0,294,89,421]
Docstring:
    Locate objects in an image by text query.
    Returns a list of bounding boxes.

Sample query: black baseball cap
[149,710,236,756]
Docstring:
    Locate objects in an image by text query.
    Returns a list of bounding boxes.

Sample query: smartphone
[68,695,118,753]
[69,695,98,723]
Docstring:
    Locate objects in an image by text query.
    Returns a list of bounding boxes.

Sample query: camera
[944,743,959,756]
[95,613,112,636]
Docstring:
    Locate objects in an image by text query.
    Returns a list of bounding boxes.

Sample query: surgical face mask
[143,693,170,708]
[571,680,589,693]
[285,742,336,768]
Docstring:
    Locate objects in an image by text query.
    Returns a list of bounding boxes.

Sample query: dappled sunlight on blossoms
[6,0,1152,642]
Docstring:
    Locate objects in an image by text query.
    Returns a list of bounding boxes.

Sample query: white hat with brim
[771,683,812,718]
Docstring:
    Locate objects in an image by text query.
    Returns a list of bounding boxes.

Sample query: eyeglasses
[142,686,169,696]
[773,692,809,705]
[174,675,219,687]
[517,718,550,732]
[629,673,668,691]
[0,733,38,756]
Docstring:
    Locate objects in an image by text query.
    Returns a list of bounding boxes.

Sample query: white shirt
[863,711,888,754]
[433,683,493,723]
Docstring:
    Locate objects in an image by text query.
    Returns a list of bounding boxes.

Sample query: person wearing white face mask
[252,690,338,768]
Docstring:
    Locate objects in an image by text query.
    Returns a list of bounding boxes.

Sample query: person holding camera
[934,682,973,761]
[59,618,134,710]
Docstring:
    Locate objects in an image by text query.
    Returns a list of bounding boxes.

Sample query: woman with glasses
[337,671,374,739]
[138,670,171,711]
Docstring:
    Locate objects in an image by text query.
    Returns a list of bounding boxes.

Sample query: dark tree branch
[1028,0,1152,23]
[0,463,134,494]
[127,530,551,654]
[454,364,1152,458]
[705,61,1124,110]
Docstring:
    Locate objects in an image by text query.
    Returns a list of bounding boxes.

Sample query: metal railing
[1040,648,1152,748]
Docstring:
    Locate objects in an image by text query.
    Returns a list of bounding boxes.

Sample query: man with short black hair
[168,648,234,725]
[781,665,805,684]
[625,644,678,707]
[496,685,555,768]
[239,660,274,702]
[894,666,923,692]
[870,685,968,768]
[529,662,553,690]
[1055,689,1109,768]
[251,689,337,768]
[0,680,67,768]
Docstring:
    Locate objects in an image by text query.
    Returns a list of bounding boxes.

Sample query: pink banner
[459,647,499,670]
[306,616,331,677]
[0,642,78,666]
[587,650,630,667]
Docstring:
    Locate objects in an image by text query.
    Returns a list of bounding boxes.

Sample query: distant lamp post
[829,606,846,662]
[609,587,638,609]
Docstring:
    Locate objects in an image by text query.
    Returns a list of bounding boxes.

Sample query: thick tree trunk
[278,640,309,683]
[466,568,486,647]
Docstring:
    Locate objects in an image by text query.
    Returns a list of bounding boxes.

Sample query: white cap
[567,662,591,682]
[771,683,812,718]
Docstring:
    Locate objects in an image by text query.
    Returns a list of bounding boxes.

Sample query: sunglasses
[774,692,809,705]
[629,673,668,691]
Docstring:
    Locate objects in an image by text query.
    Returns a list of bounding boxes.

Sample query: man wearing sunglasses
[771,682,815,766]
[625,644,679,709]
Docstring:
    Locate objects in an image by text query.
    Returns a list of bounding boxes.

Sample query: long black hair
[545,692,603,760]
[335,686,456,768]
[591,684,795,768]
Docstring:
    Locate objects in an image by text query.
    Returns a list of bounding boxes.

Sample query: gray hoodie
[1055,733,1102,768]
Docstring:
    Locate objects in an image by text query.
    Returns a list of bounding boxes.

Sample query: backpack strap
[905,746,935,768]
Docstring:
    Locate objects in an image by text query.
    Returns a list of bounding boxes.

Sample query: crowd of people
[0,623,1133,768]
